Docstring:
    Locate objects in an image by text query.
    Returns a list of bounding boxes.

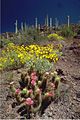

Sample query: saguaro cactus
[46,15,49,27]
[45,18,47,26]
[24,22,27,32]
[38,24,40,30]
[6,32,9,39]
[21,22,24,31]
[35,17,38,29]
[50,18,52,28]
[15,20,18,34]
[55,18,59,29]
[67,15,70,27]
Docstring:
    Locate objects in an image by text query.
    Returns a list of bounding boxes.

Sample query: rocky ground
[0,38,80,119]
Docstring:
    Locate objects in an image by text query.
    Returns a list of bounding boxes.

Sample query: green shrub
[61,26,75,38]
[0,38,12,48]
[4,27,48,46]
[25,57,54,73]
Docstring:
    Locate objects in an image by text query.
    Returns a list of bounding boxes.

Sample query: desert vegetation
[0,24,80,119]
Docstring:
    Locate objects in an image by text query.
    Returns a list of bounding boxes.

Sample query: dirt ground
[0,38,80,119]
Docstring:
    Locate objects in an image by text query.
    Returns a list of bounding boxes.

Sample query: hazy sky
[1,0,80,33]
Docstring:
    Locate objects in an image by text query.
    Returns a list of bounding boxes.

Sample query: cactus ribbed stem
[10,82,16,93]
[31,92,42,113]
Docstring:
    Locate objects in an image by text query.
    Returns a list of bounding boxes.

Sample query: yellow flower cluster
[0,43,62,70]
[47,33,64,41]
[25,44,60,62]
[0,57,7,70]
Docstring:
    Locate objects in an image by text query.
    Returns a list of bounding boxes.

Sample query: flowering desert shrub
[47,33,64,41]
[0,43,62,71]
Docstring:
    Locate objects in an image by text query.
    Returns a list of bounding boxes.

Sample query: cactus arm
[27,76,31,87]
[41,78,48,92]
[55,81,61,97]
[15,94,24,103]
[10,82,16,93]
[31,92,42,113]
[54,76,61,97]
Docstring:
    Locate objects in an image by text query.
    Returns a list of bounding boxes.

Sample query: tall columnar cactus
[45,18,47,26]
[46,14,49,27]
[15,20,18,34]
[10,69,61,116]
[6,32,9,39]
[55,18,59,29]
[35,17,38,29]
[67,15,70,27]
[21,22,24,31]
[38,24,40,30]
[24,22,27,32]
[50,18,52,28]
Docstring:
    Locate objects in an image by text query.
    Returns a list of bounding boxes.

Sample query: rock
[48,111,53,117]
[17,69,22,74]
[76,92,80,98]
